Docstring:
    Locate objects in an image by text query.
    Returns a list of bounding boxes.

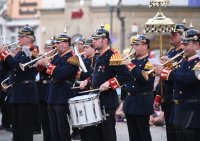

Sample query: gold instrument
[73,43,87,73]
[1,77,12,90]
[19,48,57,71]
[144,50,185,80]
[122,48,136,60]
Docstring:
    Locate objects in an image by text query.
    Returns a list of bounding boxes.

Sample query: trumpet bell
[19,63,26,71]
[123,48,131,56]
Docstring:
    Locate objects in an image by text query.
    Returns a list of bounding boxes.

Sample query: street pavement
[0,117,167,141]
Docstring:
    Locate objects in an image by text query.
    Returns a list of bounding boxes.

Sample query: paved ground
[0,119,167,141]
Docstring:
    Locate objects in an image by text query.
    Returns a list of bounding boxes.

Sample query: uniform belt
[13,80,35,85]
[127,91,151,96]
[161,98,174,104]
[52,79,73,85]
[174,98,200,105]
[41,80,51,84]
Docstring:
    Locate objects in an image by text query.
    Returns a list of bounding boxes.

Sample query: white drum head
[68,93,97,103]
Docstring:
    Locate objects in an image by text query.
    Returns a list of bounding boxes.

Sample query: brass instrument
[144,50,185,80]
[4,41,20,52]
[31,52,58,68]
[1,77,12,90]
[122,48,136,60]
[19,48,57,71]
[73,43,87,73]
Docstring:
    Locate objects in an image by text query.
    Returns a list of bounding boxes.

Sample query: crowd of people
[0,21,200,141]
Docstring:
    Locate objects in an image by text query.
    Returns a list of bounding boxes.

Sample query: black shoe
[0,125,10,130]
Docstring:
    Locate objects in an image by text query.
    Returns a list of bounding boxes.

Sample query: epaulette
[167,46,175,53]
[192,62,200,70]
[67,55,80,66]
[109,51,124,66]
[144,62,154,70]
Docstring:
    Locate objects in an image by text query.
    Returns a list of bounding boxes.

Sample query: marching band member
[76,38,97,82]
[37,32,79,141]
[0,25,39,141]
[37,39,55,141]
[70,37,85,140]
[76,38,97,141]
[80,25,132,141]
[155,29,200,141]
[154,23,188,141]
[123,35,155,141]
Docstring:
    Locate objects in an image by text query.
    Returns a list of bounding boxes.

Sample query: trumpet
[143,50,185,80]
[1,77,12,90]
[4,41,19,48]
[19,48,57,71]
[4,41,20,52]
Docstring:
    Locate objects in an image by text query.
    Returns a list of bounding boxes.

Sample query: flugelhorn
[19,48,57,71]
[1,77,12,90]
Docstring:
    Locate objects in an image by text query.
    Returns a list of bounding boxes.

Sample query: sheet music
[148,58,161,65]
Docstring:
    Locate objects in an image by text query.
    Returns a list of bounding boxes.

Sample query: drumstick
[79,86,113,94]
[78,88,100,94]
[71,86,80,89]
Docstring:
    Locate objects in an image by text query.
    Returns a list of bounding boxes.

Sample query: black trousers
[12,104,34,141]
[162,102,178,141]
[33,103,41,133]
[125,114,152,141]
[85,108,117,141]
[40,101,52,141]
[48,104,71,141]
[0,92,11,128]
[176,128,200,141]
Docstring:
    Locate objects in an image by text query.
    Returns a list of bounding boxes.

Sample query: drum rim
[71,120,104,128]
[68,94,98,104]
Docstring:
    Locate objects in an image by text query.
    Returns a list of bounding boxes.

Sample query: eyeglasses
[131,43,145,46]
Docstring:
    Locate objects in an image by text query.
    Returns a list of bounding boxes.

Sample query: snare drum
[68,93,105,128]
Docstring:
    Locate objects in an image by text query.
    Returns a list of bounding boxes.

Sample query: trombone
[19,48,57,71]
[1,77,12,90]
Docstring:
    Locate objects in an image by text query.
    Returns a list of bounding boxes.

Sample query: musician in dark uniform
[74,38,97,141]
[37,39,56,141]
[155,29,200,141]
[76,38,97,81]
[123,35,154,141]
[0,24,39,141]
[154,24,188,141]
[80,25,132,141]
[0,62,11,130]
[37,32,79,141]
[70,37,85,140]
